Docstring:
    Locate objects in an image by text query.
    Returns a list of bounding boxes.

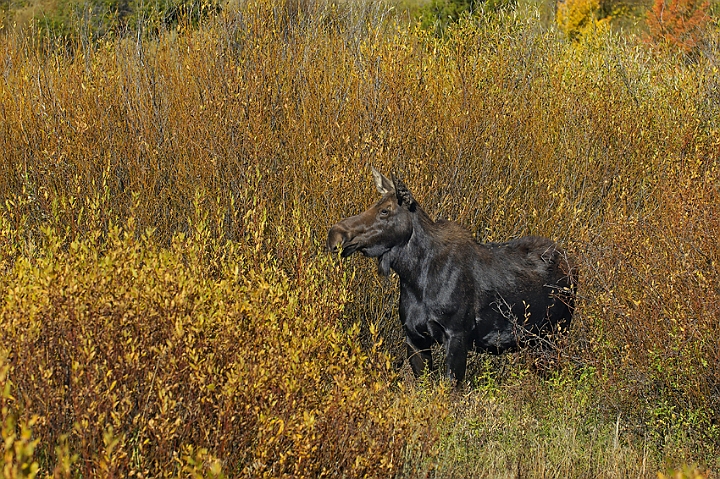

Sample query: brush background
[0,0,719,477]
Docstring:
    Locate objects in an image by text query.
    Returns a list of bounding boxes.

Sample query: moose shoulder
[327,168,577,384]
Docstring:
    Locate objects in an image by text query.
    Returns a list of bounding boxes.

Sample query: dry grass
[0,0,719,476]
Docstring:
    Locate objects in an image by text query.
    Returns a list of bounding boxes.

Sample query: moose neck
[382,206,437,281]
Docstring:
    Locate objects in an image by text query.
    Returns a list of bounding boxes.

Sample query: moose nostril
[327,227,345,253]
[329,239,343,253]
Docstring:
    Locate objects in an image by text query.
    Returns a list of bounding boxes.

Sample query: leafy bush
[556,0,611,40]
[0,199,448,476]
[33,0,125,41]
[419,0,516,34]
[27,0,221,44]
[646,0,711,56]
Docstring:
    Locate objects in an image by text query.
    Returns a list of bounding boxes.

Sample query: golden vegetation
[556,0,611,40]
[0,0,719,476]
[1,206,448,477]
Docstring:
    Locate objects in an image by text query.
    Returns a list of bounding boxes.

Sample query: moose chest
[396,259,476,344]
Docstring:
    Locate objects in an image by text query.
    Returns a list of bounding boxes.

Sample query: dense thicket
[1,0,718,476]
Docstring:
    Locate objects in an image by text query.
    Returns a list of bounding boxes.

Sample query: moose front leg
[406,335,433,377]
[444,334,469,384]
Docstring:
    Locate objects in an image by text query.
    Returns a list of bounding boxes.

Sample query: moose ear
[371,166,395,195]
[391,174,416,211]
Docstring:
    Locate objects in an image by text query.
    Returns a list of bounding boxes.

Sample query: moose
[327,168,576,384]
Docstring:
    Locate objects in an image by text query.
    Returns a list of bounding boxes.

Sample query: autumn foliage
[646,0,711,54]
[0,0,719,476]
[556,0,610,40]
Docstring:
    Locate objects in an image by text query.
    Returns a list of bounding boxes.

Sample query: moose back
[327,168,576,383]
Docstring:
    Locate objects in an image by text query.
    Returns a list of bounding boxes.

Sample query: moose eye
[379,209,390,217]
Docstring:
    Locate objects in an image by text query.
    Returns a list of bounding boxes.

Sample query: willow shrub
[1,0,719,475]
[0,199,448,477]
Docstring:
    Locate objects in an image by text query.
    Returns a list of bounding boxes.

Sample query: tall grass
[1,0,719,476]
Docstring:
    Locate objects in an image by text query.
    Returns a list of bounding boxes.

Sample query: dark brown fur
[327,169,576,383]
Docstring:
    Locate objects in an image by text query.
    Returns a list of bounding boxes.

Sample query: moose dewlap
[327,167,577,383]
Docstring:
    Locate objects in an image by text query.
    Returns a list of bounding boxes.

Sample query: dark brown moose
[327,168,576,384]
